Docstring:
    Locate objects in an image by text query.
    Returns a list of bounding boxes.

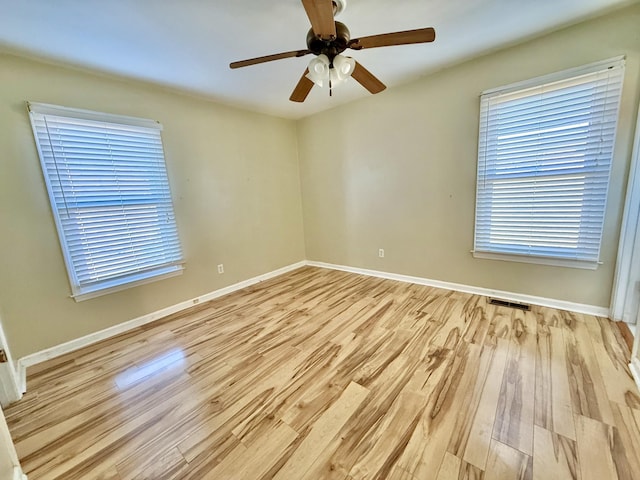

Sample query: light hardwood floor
[5,267,640,479]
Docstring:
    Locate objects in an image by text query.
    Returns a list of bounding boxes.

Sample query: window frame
[472,57,625,270]
[28,102,184,301]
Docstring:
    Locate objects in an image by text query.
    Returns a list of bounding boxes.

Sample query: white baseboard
[13,466,27,480]
[15,259,613,394]
[307,261,611,317]
[16,261,306,392]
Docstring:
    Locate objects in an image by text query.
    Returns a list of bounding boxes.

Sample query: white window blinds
[474,58,624,268]
[28,103,184,300]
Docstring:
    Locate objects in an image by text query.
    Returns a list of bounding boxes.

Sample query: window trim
[28,102,184,301]
[472,251,601,270]
[472,56,625,269]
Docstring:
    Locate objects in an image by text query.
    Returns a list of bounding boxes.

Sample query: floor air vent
[489,298,531,311]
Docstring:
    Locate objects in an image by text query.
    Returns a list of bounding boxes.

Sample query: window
[473,57,625,269]
[28,103,184,300]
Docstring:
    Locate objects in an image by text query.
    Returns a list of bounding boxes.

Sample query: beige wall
[298,5,640,308]
[0,54,306,358]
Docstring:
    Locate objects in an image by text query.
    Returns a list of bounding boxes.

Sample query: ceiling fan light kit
[306,54,355,91]
[230,0,435,103]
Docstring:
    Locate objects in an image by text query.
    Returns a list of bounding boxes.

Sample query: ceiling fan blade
[230,49,311,69]
[350,27,436,50]
[290,68,315,102]
[352,62,386,94]
[301,0,336,39]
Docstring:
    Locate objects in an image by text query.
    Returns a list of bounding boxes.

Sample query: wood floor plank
[206,420,297,480]
[464,340,509,469]
[389,465,419,480]
[484,439,532,480]
[273,381,369,480]
[485,305,512,346]
[436,452,462,480]
[447,344,498,462]
[609,401,640,479]
[565,320,615,425]
[119,446,188,480]
[4,267,640,480]
[396,342,485,480]
[574,414,619,480]
[492,309,537,456]
[436,452,484,480]
[615,321,634,352]
[532,425,579,480]
[535,325,576,440]
[347,390,429,479]
[427,295,472,349]
[461,296,493,346]
[95,465,122,480]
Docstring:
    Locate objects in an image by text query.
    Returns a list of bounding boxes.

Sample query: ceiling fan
[229,0,436,102]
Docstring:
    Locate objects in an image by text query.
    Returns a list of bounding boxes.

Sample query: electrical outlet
[217,264,224,274]
[378,248,384,258]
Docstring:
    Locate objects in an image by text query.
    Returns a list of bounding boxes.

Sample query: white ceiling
[0,0,636,119]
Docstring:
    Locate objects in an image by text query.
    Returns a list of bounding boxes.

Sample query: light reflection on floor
[114,348,186,389]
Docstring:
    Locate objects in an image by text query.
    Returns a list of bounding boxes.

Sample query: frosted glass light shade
[306,54,330,87]
[333,55,355,81]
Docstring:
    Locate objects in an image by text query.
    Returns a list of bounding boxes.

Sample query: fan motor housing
[306,21,350,59]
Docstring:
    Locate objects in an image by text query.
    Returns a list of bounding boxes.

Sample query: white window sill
[472,251,600,270]
[71,265,184,302]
